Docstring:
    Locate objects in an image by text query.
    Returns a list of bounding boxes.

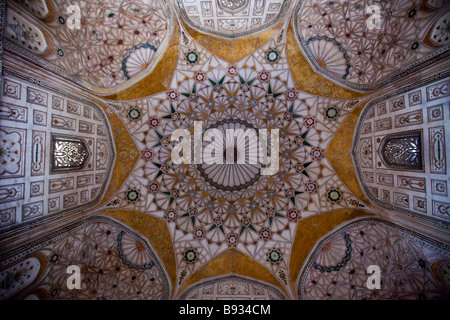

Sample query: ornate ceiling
[0,0,449,301]
[176,0,289,39]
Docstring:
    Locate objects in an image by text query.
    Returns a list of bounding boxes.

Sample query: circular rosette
[198,119,262,191]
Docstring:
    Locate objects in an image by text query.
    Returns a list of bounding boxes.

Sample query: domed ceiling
[0,0,449,300]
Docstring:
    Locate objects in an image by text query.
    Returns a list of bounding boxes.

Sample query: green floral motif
[126,189,140,203]
[266,49,280,64]
[327,189,342,203]
[57,49,64,57]
[267,249,282,264]
[185,50,199,64]
[325,106,339,120]
[184,249,198,264]
[127,107,141,120]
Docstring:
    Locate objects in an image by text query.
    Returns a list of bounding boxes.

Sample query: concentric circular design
[198,119,261,191]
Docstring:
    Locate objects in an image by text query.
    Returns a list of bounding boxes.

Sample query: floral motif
[184,249,198,264]
[127,107,141,121]
[266,49,280,64]
[267,248,283,264]
[185,50,200,64]
[126,189,140,203]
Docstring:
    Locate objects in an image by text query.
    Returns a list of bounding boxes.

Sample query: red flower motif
[285,89,297,100]
[194,71,206,83]
[167,90,178,101]
[310,147,324,161]
[165,209,177,222]
[148,182,159,193]
[259,228,272,241]
[193,228,205,239]
[259,71,270,82]
[303,116,315,128]
[226,234,238,247]
[305,180,318,194]
[141,148,153,161]
[287,209,301,222]
[148,117,160,129]
[227,65,238,77]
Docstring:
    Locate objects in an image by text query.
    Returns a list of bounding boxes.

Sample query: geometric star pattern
[101,18,367,293]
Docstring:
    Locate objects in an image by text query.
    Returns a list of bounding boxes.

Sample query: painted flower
[241,217,251,227]
[310,146,324,161]
[294,135,304,146]
[295,163,306,174]
[127,107,141,120]
[213,84,223,92]
[194,71,206,83]
[184,249,198,264]
[227,65,238,77]
[266,208,276,217]
[267,248,282,264]
[193,228,205,240]
[327,189,342,203]
[171,112,181,121]
[189,93,199,102]
[283,151,292,158]
[287,209,301,222]
[148,182,159,193]
[226,234,238,247]
[148,117,160,129]
[259,228,272,241]
[185,50,199,64]
[214,217,223,226]
[126,189,140,203]
[228,206,236,214]
[266,49,280,64]
[165,209,177,222]
[303,116,316,128]
[188,207,198,216]
[167,90,178,101]
[284,111,293,121]
[259,71,270,82]
[141,148,153,161]
[325,106,339,120]
[305,180,318,194]
[160,164,169,173]
[240,83,250,92]
[160,136,170,146]
[285,89,297,100]
[285,188,295,198]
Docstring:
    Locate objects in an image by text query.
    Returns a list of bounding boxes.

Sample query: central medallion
[198,119,262,191]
